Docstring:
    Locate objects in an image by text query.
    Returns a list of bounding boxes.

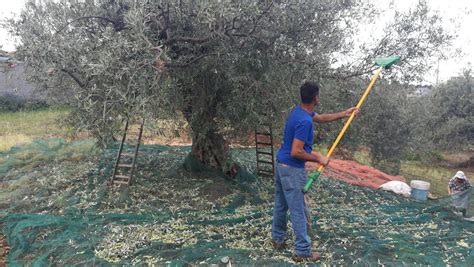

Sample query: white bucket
[410,180,430,201]
[410,180,430,190]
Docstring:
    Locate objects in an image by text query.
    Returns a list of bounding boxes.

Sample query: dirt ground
[441,151,474,178]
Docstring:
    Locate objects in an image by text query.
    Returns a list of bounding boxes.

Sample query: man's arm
[313,107,359,123]
[291,139,329,165]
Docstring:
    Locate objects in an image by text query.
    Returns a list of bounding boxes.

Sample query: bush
[0,93,48,112]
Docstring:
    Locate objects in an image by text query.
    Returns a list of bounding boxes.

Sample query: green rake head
[375,56,400,69]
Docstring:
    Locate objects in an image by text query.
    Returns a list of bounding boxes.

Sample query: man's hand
[321,155,330,166]
[311,151,329,166]
[305,155,330,172]
[344,107,359,118]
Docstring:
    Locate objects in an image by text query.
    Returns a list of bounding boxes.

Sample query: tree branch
[165,53,217,68]
[55,16,116,34]
[248,2,274,36]
[321,67,378,80]
[164,36,212,45]
[60,68,86,87]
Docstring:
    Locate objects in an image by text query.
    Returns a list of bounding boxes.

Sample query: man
[271,81,358,261]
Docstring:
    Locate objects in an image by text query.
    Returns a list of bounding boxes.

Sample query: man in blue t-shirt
[272,81,358,261]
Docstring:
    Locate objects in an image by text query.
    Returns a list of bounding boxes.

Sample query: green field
[0,107,71,151]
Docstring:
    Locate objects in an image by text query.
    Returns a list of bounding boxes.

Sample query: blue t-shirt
[276,106,315,168]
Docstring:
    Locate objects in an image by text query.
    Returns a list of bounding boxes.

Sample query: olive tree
[5,0,452,175]
[425,67,474,150]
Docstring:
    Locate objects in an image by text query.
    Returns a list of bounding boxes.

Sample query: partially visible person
[448,171,471,217]
[448,171,471,195]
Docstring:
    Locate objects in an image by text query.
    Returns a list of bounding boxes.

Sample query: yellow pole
[303,66,384,192]
[317,66,383,173]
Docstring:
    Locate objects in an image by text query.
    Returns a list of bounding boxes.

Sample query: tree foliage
[359,81,410,174]
[4,0,453,174]
[421,68,474,151]
[352,68,473,174]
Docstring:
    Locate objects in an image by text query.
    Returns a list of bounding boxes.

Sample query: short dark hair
[300,81,319,104]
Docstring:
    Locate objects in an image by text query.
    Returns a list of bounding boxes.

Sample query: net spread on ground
[0,139,472,265]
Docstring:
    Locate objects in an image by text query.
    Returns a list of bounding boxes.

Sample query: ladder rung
[256,151,273,156]
[257,160,274,164]
[255,132,272,136]
[256,142,272,146]
[258,170,274,176]
[114,175,130,180]
[121,153,135,157]
[118,164,133,168]
[113,180,130,185]
[124,142,140,146]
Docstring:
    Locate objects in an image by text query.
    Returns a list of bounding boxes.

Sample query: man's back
[276,106,315,168]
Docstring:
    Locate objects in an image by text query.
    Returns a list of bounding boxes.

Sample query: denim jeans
[271,162,312,256]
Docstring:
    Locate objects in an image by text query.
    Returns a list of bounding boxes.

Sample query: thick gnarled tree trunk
[182,91,237,177]
[191,130,226,169]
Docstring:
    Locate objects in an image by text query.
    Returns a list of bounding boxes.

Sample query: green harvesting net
[0,139,472,265]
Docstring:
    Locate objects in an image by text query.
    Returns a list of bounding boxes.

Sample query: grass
[0,107,71,151]
[0,107,191,152]
[400,161,452,197]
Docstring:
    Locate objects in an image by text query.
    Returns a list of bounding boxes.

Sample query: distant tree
[357,81,411,174]
[5,0,452,175]
[425,67,474,150]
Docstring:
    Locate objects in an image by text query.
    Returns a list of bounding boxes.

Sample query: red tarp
[306,159,405,189]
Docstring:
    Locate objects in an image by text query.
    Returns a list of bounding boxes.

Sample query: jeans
[271,162,312,256]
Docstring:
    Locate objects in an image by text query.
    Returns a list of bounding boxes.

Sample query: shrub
[0,93,48,112]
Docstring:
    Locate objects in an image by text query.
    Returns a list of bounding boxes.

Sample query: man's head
[300,81,320,106]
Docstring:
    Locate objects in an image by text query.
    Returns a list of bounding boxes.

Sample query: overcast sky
[1,0,473,84]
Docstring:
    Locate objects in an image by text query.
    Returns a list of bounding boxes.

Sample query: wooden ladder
[255,124,275,177]
[111,118,144,186]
